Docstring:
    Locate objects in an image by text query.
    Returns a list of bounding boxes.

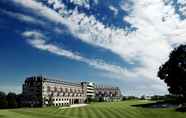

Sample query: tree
[7,92,17,108]
[140,95,146,100]
[0,91,8,108]
[16,94,24,107]
[0,91,6,99]
[158,45,186,101]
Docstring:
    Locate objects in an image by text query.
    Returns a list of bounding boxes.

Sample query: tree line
[0,91,25,109]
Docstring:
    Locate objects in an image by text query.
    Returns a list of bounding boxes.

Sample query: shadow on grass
[0,115,5,118]
[176,106,186,112]
[131,101,178,109]
[131,101,186,112]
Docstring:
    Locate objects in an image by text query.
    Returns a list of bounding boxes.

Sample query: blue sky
[0,0,186,96]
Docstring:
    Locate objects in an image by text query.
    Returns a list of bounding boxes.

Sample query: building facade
[23,76,86,107]
[95,85,122,102]
[22,76,43,107]
[22,76,122,107]
[81,82,95,99]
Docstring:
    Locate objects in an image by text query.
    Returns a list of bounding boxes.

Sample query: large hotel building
[22,76,122,107]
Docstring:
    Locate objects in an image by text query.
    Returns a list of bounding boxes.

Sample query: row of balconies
[95,90,119,94]
[44,92,85,97]
[95,92,118,96]
[45,86,84,93]
[95,87,120,91]
[96,94,115,97]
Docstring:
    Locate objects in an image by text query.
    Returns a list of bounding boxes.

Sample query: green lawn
[0,100,186,118]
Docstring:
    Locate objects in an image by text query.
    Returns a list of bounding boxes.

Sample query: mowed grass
[0,100,186,118]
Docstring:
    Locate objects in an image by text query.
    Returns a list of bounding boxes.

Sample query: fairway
[0,100,186,118]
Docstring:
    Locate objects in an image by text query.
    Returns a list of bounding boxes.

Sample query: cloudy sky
[0,0,186,96]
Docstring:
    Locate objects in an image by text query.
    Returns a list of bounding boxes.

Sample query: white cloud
[71,0,90,8]
[109,5,119,16]
[22,31,134,79]
[60,0,186,81]
[177,0,186,16]
[22,31,85,61]
[120,0,133,13]
[12,0,186,95]
[0,8,44,25]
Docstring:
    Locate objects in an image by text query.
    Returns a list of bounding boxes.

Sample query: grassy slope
[0,100,186,118]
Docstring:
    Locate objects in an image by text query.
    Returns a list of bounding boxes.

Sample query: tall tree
[158,45,186,100]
